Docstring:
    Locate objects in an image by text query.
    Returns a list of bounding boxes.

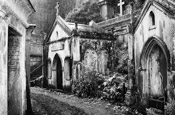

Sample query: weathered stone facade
[43,0,175,111]
[0,0,35,115]
[45,15,114,90]
[98,0,175,110]
[134,0,175,109]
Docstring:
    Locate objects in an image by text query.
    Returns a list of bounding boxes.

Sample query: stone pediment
[45,16,72,43]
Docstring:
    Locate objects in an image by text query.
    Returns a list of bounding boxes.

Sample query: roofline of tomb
[45,16,72,43]
[45,15,113,43]
[134,0,175,33]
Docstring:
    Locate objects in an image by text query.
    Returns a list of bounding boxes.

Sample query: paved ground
[31,87,118,115]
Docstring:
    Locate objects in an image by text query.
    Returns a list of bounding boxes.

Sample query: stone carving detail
[83,48,109,74]
[83,49,97,72]
[98,50,108,74]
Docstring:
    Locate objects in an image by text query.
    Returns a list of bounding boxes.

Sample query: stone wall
[134,4,175,105]
[8,33,22,115]
[0,19,8,115]
[73,38,113,80]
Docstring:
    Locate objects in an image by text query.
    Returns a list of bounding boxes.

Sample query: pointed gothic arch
[149,11,155,26]
[139,36,170,108]
[140,36,170,69]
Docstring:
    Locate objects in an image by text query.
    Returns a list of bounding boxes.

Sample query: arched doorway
[52,54,63,89]
[148,44,167,97]
[139,37,170,109]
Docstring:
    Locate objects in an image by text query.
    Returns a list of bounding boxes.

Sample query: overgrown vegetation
[65,2,104,24]
[72,41,129,102]
[114,43,128,74]
[102,73,127,102]
[73,71,105,98]
[72,71,128,103]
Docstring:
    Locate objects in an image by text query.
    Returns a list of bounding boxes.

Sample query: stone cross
[118,0,125,16]
[55,2,60,16]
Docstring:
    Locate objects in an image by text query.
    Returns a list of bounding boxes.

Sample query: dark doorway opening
[53,54,63,89]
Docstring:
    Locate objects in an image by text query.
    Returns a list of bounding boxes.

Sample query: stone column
[25,24,36,114]
[98,0,115,20]
[125,2,136,106]
[0,9,8,115]
[42,32,48,88]
[125,34,136,106]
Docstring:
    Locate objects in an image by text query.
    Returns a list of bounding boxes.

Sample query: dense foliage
[72,71,128,103]
[73,71,105,97]
[102,73,127,102]
[65,2,104,24]
[111,42,128,75]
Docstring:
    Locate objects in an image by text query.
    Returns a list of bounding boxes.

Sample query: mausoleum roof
[46,15,114,43]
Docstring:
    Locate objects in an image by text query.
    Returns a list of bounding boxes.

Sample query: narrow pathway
[31,93,87,115]
[31,87,118,115]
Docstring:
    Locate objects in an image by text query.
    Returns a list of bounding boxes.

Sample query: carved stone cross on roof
[118,0,125,16]
[55,2,60,16]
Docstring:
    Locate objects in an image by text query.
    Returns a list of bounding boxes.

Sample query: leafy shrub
[72,71,128,104]
[101,73,128,102]
[165,100,175,115]
[115,44,128,74]
[72,71,104,98]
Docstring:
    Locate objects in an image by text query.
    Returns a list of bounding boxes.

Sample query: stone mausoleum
[98,0,175,110]
[43,0,134,98]
[0,0,35,115]
[134,0,175,109]
[44,0,175,111]
[44,14,114,90]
